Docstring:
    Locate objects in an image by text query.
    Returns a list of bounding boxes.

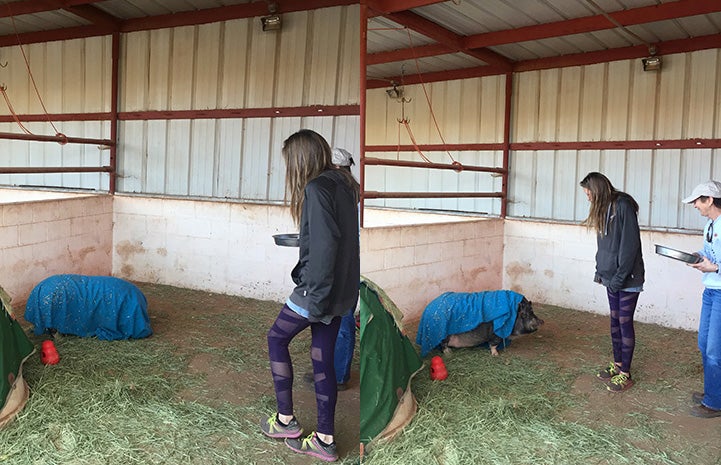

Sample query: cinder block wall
[361,211,505,325]
[0,193,113,307]
[112,195,299,302]
[503,219,704,331]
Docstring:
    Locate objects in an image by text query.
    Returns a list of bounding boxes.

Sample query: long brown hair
[580,172,638,235]
[282,129,360,225]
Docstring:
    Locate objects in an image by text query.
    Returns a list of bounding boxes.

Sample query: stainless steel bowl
[655,244,702,264]
[273,233,299,247]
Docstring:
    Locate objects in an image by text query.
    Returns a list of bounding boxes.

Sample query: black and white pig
[442,297,543,356]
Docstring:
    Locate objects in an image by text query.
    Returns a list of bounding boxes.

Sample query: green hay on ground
[363,350,683,465]
[1,328,357,465]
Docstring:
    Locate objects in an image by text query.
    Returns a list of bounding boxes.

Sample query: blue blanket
[25,275,152,341]
[415,290,524,357]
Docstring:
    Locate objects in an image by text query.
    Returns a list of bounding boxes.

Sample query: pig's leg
[488,334,503,356]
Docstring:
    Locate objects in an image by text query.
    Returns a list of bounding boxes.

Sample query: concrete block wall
[361,211,505,325]
[503,219,705,331]
[112,195,299,302]
[0,193,113,307]
[2,192,703,332]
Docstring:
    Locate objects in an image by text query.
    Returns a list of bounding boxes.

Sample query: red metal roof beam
[367,43,452,65]
[121,0,357,32]
[0,0,105,18]
[384,10,512,69]
[464,0,721,49]
[368,33,721,87]
[64,4,121,31]
[367,64,510,88]
[365,0,447,15]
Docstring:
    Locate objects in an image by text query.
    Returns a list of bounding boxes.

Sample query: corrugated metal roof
[0,0,355,43]
[365,0,721,87]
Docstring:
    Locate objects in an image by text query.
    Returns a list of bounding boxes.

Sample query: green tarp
[0,287,35,428]
[360,278,422,446]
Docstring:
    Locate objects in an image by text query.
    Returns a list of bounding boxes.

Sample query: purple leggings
[267,304,341,436]
[607,289,640,374]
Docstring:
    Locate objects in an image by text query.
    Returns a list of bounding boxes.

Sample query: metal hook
[0,61,7,68]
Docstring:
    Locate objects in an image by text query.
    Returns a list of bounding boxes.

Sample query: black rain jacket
[288,169,359,324]
[594,195,645,292]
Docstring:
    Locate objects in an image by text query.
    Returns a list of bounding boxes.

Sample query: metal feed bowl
[655,244,702,264]
[273,233,299,247]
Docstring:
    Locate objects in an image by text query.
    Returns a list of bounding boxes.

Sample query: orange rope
[401,120,433,163]
[404,28,457,165]
[1,86,32,134]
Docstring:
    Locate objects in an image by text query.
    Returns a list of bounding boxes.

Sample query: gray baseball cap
[331,148,354,167]
[682,180,721,203]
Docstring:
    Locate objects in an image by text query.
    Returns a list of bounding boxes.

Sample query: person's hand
[690,255,719,273]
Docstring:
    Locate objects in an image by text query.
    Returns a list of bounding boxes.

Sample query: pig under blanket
[416,290,524,357]
[25,275,152,341]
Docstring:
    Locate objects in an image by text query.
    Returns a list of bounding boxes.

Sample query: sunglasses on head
[708,222,714,243]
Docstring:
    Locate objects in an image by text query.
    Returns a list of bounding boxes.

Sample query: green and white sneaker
[260,414,303,439]
[285,432,338,462]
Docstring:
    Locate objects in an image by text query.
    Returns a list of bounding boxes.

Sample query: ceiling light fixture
[261,2,281,31]
[386,83,404,100]
[642,46,662,71]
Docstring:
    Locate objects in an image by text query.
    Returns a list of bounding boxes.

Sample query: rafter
[0,0,356,46]
[365,0,446,15]
[384,10,512,69]
[464,0,721,49]
[367,33,721,89]
[65,4,121,30]
[0,0,105,18]
[371,0,721,70]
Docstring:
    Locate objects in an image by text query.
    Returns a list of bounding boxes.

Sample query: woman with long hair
[580,172,644,392]
[260,129,360,462]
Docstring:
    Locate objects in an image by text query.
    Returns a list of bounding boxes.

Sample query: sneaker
[607,373,634,392]
[692,392,704,405]
[260,414,303,439]
[597,362,620,380]
[285,432,338,462]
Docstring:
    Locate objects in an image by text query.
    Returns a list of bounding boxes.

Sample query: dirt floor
[396,302,721,465]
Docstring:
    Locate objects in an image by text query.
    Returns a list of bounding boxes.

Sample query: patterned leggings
[267,304,341,435]
[607,289,640,374]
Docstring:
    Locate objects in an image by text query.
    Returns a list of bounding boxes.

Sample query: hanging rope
[403,28,458,165]
[369,22,460,166]
[2,1,67,144]
[1,85,32,135]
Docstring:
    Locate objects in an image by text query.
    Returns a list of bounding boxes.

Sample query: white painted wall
[112,195,300,302]
[503,219,705,331]
[0,193,702,333]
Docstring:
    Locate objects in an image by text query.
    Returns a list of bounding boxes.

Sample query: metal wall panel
[0,5,359,202]
[367,49,721,230]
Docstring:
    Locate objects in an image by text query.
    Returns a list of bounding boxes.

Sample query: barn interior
[1,0,721,463]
